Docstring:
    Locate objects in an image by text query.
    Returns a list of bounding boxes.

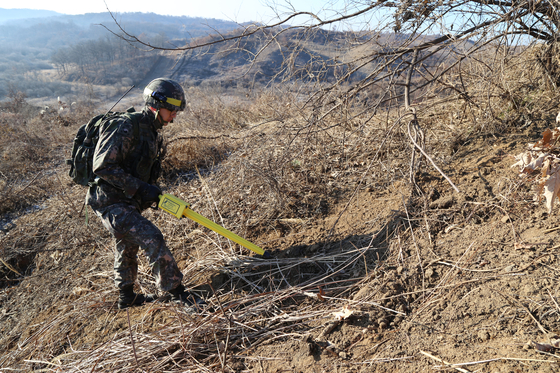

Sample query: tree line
[50,35,164,77]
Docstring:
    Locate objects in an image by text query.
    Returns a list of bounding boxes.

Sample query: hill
[2,88,560,372]
[2,59,560,372]
[0,8,61,24]
[2,10,560,372]
[0,9,243,101]
[0,9,242,43]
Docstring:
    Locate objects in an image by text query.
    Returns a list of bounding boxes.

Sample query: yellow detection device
[158,194,270,258]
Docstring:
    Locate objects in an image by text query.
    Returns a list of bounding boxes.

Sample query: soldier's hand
[137,182,162,204]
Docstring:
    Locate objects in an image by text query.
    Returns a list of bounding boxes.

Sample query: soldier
[87,78,206,310]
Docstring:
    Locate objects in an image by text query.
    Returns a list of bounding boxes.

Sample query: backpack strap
[121,111,143,145]
[120,111,148,179]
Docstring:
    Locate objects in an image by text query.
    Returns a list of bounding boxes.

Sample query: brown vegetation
[3,32,560,373]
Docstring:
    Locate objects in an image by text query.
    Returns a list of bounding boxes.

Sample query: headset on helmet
[143,78,186,112]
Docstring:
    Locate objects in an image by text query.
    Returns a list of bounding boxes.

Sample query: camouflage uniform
[87,108,183,292]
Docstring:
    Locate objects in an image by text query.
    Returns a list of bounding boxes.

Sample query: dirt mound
[246,131,560,373]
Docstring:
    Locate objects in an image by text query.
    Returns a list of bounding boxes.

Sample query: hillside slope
[248,130,560,373]
[1,103,560,372]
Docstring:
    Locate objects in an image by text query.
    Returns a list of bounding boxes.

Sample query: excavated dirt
[246,132,560,372]
[2,123,560,372]
[242,129,560,372]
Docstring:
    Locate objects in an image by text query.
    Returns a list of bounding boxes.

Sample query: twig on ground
[419,350,472,373]
[126,309,139,369]
[407,124,460,193]
[493,288,549,334]
[0,257,22,276]
[434,356,559,368]
[547,288,560,314]
[543,226,560,234]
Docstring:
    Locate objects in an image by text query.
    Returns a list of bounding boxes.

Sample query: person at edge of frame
[87,78,207,310]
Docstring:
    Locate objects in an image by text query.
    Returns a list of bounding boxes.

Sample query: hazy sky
[3,0,339,24]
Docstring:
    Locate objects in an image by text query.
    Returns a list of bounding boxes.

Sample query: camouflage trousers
[93,203,183,291]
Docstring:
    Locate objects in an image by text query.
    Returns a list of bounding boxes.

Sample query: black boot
[168,284,207,310]
[118,285,156,309]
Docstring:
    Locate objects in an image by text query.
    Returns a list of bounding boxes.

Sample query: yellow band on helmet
[144,88,182,108]
[164,96,182,107]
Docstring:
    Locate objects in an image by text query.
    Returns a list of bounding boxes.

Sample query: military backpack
[67,107,142,186]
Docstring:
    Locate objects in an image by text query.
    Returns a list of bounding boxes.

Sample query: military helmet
[143,78,186,112]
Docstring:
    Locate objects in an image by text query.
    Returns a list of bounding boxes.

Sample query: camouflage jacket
[86,108,165,211]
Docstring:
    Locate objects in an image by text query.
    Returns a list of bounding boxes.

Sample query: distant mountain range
[0,8,62,24]
[0,7,455,106]
[0,8,244,48]
[0,8,249,100]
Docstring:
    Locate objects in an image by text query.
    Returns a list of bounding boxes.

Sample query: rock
[504,265,516,272]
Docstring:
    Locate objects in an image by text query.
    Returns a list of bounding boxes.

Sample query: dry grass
[0,100,93,217]
[417,44,560,136]
[0,244,378,372]
[0,85,414,371]
[1,49,558,371]
[163,86,418,238]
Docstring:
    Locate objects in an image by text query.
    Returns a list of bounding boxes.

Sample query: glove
[136,182,162,205]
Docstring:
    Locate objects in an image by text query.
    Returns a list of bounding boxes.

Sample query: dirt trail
[136,53,181,88]
[115,52,183,107]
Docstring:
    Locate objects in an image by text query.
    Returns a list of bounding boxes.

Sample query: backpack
[67,107,142,186]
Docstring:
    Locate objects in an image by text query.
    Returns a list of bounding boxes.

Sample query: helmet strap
[152,107,170,127]
[155,109,164,125]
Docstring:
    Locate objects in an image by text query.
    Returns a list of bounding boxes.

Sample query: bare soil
[2,122,560,372]
[247,130,560,373]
